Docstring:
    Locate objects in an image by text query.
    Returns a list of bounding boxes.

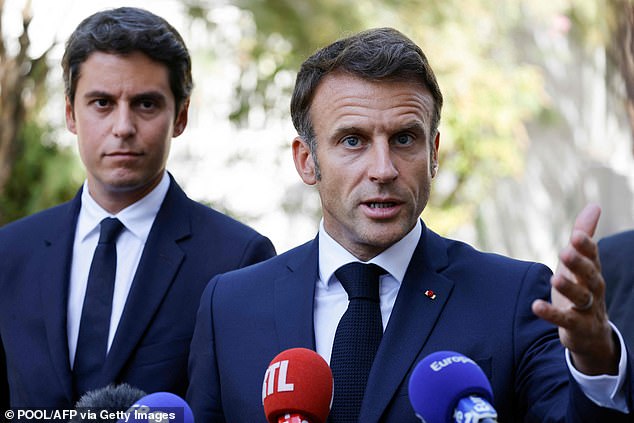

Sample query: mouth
[105,151,143,158]
[108,150,141,155]
[362,199,403,219]
[367,202,398,209]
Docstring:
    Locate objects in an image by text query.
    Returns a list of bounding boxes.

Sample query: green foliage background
[1,0,630,234]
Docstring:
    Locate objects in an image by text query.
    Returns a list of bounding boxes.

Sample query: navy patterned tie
[329,262,385,423]
[73,217,124,398]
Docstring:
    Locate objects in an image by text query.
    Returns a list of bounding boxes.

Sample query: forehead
[309,72,435,136]
[75,51,171,93]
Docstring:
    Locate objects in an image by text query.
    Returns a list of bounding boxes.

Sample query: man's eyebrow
[131,91,167,103]
[399,121,428,136]
[82,90,167,103]
[393,120,424,130]
[83,90,113,99]
[331,125,364,139]
[331,122,428,137]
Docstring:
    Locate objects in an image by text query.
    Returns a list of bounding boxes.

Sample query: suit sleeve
[0,336,9,410]
[238,235,276,268]
[512,262,633,422]
[187,276,226,423]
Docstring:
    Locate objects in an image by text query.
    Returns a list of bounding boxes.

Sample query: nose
[112,105,136,138]
[368,141,398,183]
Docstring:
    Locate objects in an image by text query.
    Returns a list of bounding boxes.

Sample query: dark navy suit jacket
[188,222,633,422]
[0,176,276,408]
[600,230,634,353]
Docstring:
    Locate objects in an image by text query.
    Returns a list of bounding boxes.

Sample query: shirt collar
[76,171,170,242]
[318,219,422,288]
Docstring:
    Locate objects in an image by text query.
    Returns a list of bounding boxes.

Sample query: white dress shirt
[314,220,420,364]
[314,219,628,411]
[67,172,170,367]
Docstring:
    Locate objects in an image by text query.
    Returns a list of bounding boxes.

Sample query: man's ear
[430,131,440,178]
[292,136,317,185]
[65,97,77,134]
[173,99,190,137]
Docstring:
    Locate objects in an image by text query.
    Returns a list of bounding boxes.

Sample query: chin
[363,231,405,251]
[103,176,151,194]
[107,168,155,186]
[106,176,142,189]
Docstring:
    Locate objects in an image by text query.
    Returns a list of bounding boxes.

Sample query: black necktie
[329,262,385,423]
[73,217,124,398]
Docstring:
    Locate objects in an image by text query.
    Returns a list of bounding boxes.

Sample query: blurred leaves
[0,0,82,225]
[183,0,549,231]
[0,121,82,222]
[2,0,630,234]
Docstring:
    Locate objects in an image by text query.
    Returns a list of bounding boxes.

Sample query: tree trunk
[610,0,634,154]
[0,0,31,203]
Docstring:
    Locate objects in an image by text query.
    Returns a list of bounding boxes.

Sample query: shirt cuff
[566,321,629,413]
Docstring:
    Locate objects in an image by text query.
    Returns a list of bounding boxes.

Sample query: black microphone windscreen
[70,384,147,422]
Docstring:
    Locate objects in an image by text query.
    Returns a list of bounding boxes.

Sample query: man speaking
[187,27,632,422]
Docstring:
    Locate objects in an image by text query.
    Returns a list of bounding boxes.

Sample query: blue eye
[395,133,413,145]
[342,136,361,147]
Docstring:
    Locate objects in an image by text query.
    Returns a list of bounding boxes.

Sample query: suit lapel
[361,225,455,422]
[273,240,319,351]
[40,191,83,403]
[100,179,188,382]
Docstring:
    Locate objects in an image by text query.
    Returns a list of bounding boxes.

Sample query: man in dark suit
[600,230,634,352]
[0,7,275,409]
[187,28,632,422]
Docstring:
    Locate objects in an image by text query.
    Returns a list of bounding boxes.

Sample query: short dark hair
[62,7,193,113]
[290,27,443,152]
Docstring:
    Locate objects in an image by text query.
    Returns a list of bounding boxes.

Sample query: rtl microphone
[408,350,498,423]
[262,348,333,423]
[119,392,194,423]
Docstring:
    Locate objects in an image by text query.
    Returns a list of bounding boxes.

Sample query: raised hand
[532,203,618,375]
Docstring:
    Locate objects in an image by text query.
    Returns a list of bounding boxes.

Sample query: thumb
[573,203,601,238]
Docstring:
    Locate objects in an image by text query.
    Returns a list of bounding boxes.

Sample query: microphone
[120,392,194,423]
[262,348,333,423]
[70,384,147,422]
[408,350,498,423]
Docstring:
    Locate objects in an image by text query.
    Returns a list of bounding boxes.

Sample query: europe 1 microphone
[262,347,333,423]
[408,350,498,423]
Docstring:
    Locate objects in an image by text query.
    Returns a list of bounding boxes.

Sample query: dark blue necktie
[73,217,124,398]
[329,262,385,423]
